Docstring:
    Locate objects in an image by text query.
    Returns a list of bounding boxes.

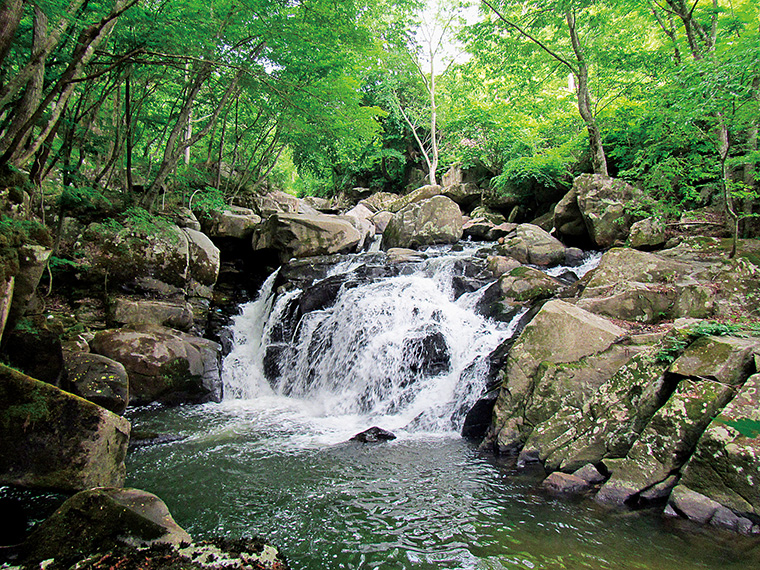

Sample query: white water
[221,248,523,441]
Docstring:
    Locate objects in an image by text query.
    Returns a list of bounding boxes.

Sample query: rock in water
[19,488,191,566]
[350,427,397,443]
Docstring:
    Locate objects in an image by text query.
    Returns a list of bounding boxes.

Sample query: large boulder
[554,175,640,248]
[342,204,377,250]
[443,182,481,210]
[382,195,463,249]
[251,190,302,217]
[90,325,222,406]
[520,340,670,472]
[577,243,760,323]
[200,206,262,239]
[667,368,760,532]
[496,266,563,302]
[109,297,194,331]
[388,185,442,213]
[20,488,191,566]
[0,364,130,491]
[63,352,130,414]
[574,174,641,248]
[251,212,362,262]
[360,192,399,213]
[183,227,221,286]
[484,300,626,454]
[496,224,566,266]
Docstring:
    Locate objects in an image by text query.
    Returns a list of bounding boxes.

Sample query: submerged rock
[350,427,397,443]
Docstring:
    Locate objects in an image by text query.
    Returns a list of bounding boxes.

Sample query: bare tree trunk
[567,10,608,177]
[0,0,24,73]
[0,6,47,157]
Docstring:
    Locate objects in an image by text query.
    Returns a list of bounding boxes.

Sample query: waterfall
[221,247,527,433]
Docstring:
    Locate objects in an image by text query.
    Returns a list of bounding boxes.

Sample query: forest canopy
[0,0,757,222]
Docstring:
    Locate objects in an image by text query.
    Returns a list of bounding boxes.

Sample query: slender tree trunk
[567,11,608,177]
[125,68,134,195]
[428,53,438,186]
[0,7,47,156]
[0,0,24,73]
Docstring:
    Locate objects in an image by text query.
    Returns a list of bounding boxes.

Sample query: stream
[126,244,760,569]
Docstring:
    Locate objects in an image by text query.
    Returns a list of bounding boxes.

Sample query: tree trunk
[0,0,23,73]
[567,11,608,177]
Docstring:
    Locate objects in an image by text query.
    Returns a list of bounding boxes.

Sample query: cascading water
[125,246,754,570]
[222,245,524,436]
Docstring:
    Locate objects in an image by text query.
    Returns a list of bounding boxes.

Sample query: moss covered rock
[20,488,192,567]
[520,342,670,472]
[668,373,760,532]
[0,364,130,491]
[484,300,625,454]
[595,377,735,506]
[496,224,566,266]
[90,325,222,406]
[497,266,562,302]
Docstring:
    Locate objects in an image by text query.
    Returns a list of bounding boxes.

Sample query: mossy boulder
[183,227,220,287]
[63,352,130,414]
[0,364,130,491]
[574,174,641,248]
[387,184,442,213]
[382,195,463,249]
[484,300,625,454]
[627,217,667,250]
[668,373,760,532]
[520,342,670,472]
[90,325,222,406]
[20,488,192,567]
[251,212,362,262]
[595,377,735,506]
[200,206,261,239]
[497,266,562,302]
[668,335,760,386]
[495,224,566,266]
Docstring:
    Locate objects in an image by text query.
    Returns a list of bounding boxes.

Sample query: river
[126,244,760,569]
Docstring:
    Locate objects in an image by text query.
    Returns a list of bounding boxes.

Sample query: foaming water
[222,246,520,432]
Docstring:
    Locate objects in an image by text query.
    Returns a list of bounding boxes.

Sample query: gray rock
[64,352,130,415]
[0,364,130,491]
[496,224,566,266]
[574,174,641,248]
[252,212,362,262]
[109,297,194,331]
[382,195,463,249]
[628,217,667,250]
[541,472,591,495]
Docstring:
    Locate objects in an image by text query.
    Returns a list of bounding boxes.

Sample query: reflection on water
[126,401,760,570]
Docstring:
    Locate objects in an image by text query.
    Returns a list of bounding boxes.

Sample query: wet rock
[350,426,397,442]
[541,472,592,496]
[91,325,222,406]
[20,488,192,567]
[462,397,498,439]
[484,300,625,454]
[371,210,393,234]
[403,330,451,376]
[0,364,130,491]
[252,212,362,262]
[486,255,521,278]
[669,372,760,532]
[382,195,463,249]
[63,352,130,415]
